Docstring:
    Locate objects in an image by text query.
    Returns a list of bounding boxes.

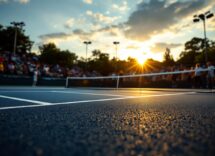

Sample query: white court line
[53,92,195,104]
[0,95,51,106]
[0,91,52,93]
[0,104,49,110]
[51,90,126,97]
[0,92,195,110]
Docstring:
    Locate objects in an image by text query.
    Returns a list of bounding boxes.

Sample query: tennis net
[66,68,214,89]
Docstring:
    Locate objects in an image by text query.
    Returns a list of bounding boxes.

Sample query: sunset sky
[0,0,215,61]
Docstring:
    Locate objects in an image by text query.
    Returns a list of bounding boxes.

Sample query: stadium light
[193,11,214,63]
[83,41,92,63]
[113,41,120,74]
[113,41,120,60]
[10,21,25,55]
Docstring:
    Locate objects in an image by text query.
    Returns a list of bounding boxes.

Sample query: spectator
[194,63,203,88]
[207,62,215,89]
[32,68,38,86]
[23,63,29,75]
[0,54,4,73]
[8,62,15,74]
[43,64,50,76]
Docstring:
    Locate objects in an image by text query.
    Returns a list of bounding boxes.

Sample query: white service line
[0,92,195,110]
[51,90,126,97]
[0,95,51,105]
[53,92,195,104]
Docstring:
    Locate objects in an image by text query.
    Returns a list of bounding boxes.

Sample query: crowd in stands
[0,51,101,78]
[0,51,39,76]
[0,51,214,88]
[123,63,214,89]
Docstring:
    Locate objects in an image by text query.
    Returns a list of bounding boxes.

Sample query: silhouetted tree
[39,43,60,64]
[58,50,78,67]
[39,43,78,67]
[0,23,33,53]
[163,48,175,66]
[195,39,215,63]
[177,37,204,65]
[88,50,112,75]
[144,59,162,72]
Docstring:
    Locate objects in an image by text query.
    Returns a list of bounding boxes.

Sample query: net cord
[65,68,215,88]
[66,68,214,80]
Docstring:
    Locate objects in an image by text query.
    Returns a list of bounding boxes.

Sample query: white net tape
[66,68,215,88]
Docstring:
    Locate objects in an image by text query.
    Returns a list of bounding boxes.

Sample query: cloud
[208,16,215,30]
[64,18,75,29]
[72,25,121,40]
[38,23,123,45]
[39,28,95,44]
[124,0,210,41]
[14,0,30,4]
[0,0,30,4]
[0,0,8,3]
[72,29,94,40]
[39,32,71,40]
[150,42,182,53]
[126,45,140,50]
[64,17,87,30]
[39,32,74,45]
[86,10,119,24]
[112,1,129,12]
[83,0,92,4]
[92,24,126,38]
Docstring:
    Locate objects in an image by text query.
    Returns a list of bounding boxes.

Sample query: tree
[195,39,215,63]
[123,57,138,73]
[39,43,60,64]
[178,37,215,65]
[195,43,215,63]
[88,49,112,75]
[178,37,204,65]
[163,48,175,66]
[91,50,101,60]
[39,43,78,67]
[0,23,33,53]
[58,50,78,67]
[144,59,162,72]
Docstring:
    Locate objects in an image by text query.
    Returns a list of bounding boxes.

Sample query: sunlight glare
[136,53,147,65]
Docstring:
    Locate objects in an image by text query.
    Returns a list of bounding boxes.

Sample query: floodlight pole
[193,11,214,63]
[113,41,120,74]
[10,21,25,55]
[83,41,92,63]
[203,17,207,63]
[113,41,120,60]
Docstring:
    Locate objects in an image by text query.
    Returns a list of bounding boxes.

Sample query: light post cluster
[193,11,214,63]
[10,21,25,55]
[83,41,120,61]
[83,41,120,62]
[83,41,120,73]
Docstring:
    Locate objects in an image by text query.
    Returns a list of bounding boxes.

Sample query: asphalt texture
[0,87,215,156]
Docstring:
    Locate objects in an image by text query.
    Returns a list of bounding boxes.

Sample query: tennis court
[0,86,214,156]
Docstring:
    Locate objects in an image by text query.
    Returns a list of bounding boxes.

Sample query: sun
[136,54,148,66]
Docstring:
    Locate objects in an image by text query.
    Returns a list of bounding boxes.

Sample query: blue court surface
[0,86,214,156]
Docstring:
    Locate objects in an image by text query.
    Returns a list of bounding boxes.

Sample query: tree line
[0,23,215,75]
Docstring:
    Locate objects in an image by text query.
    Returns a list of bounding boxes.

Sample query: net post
[116,75,120,89]
[65,77,69,88]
